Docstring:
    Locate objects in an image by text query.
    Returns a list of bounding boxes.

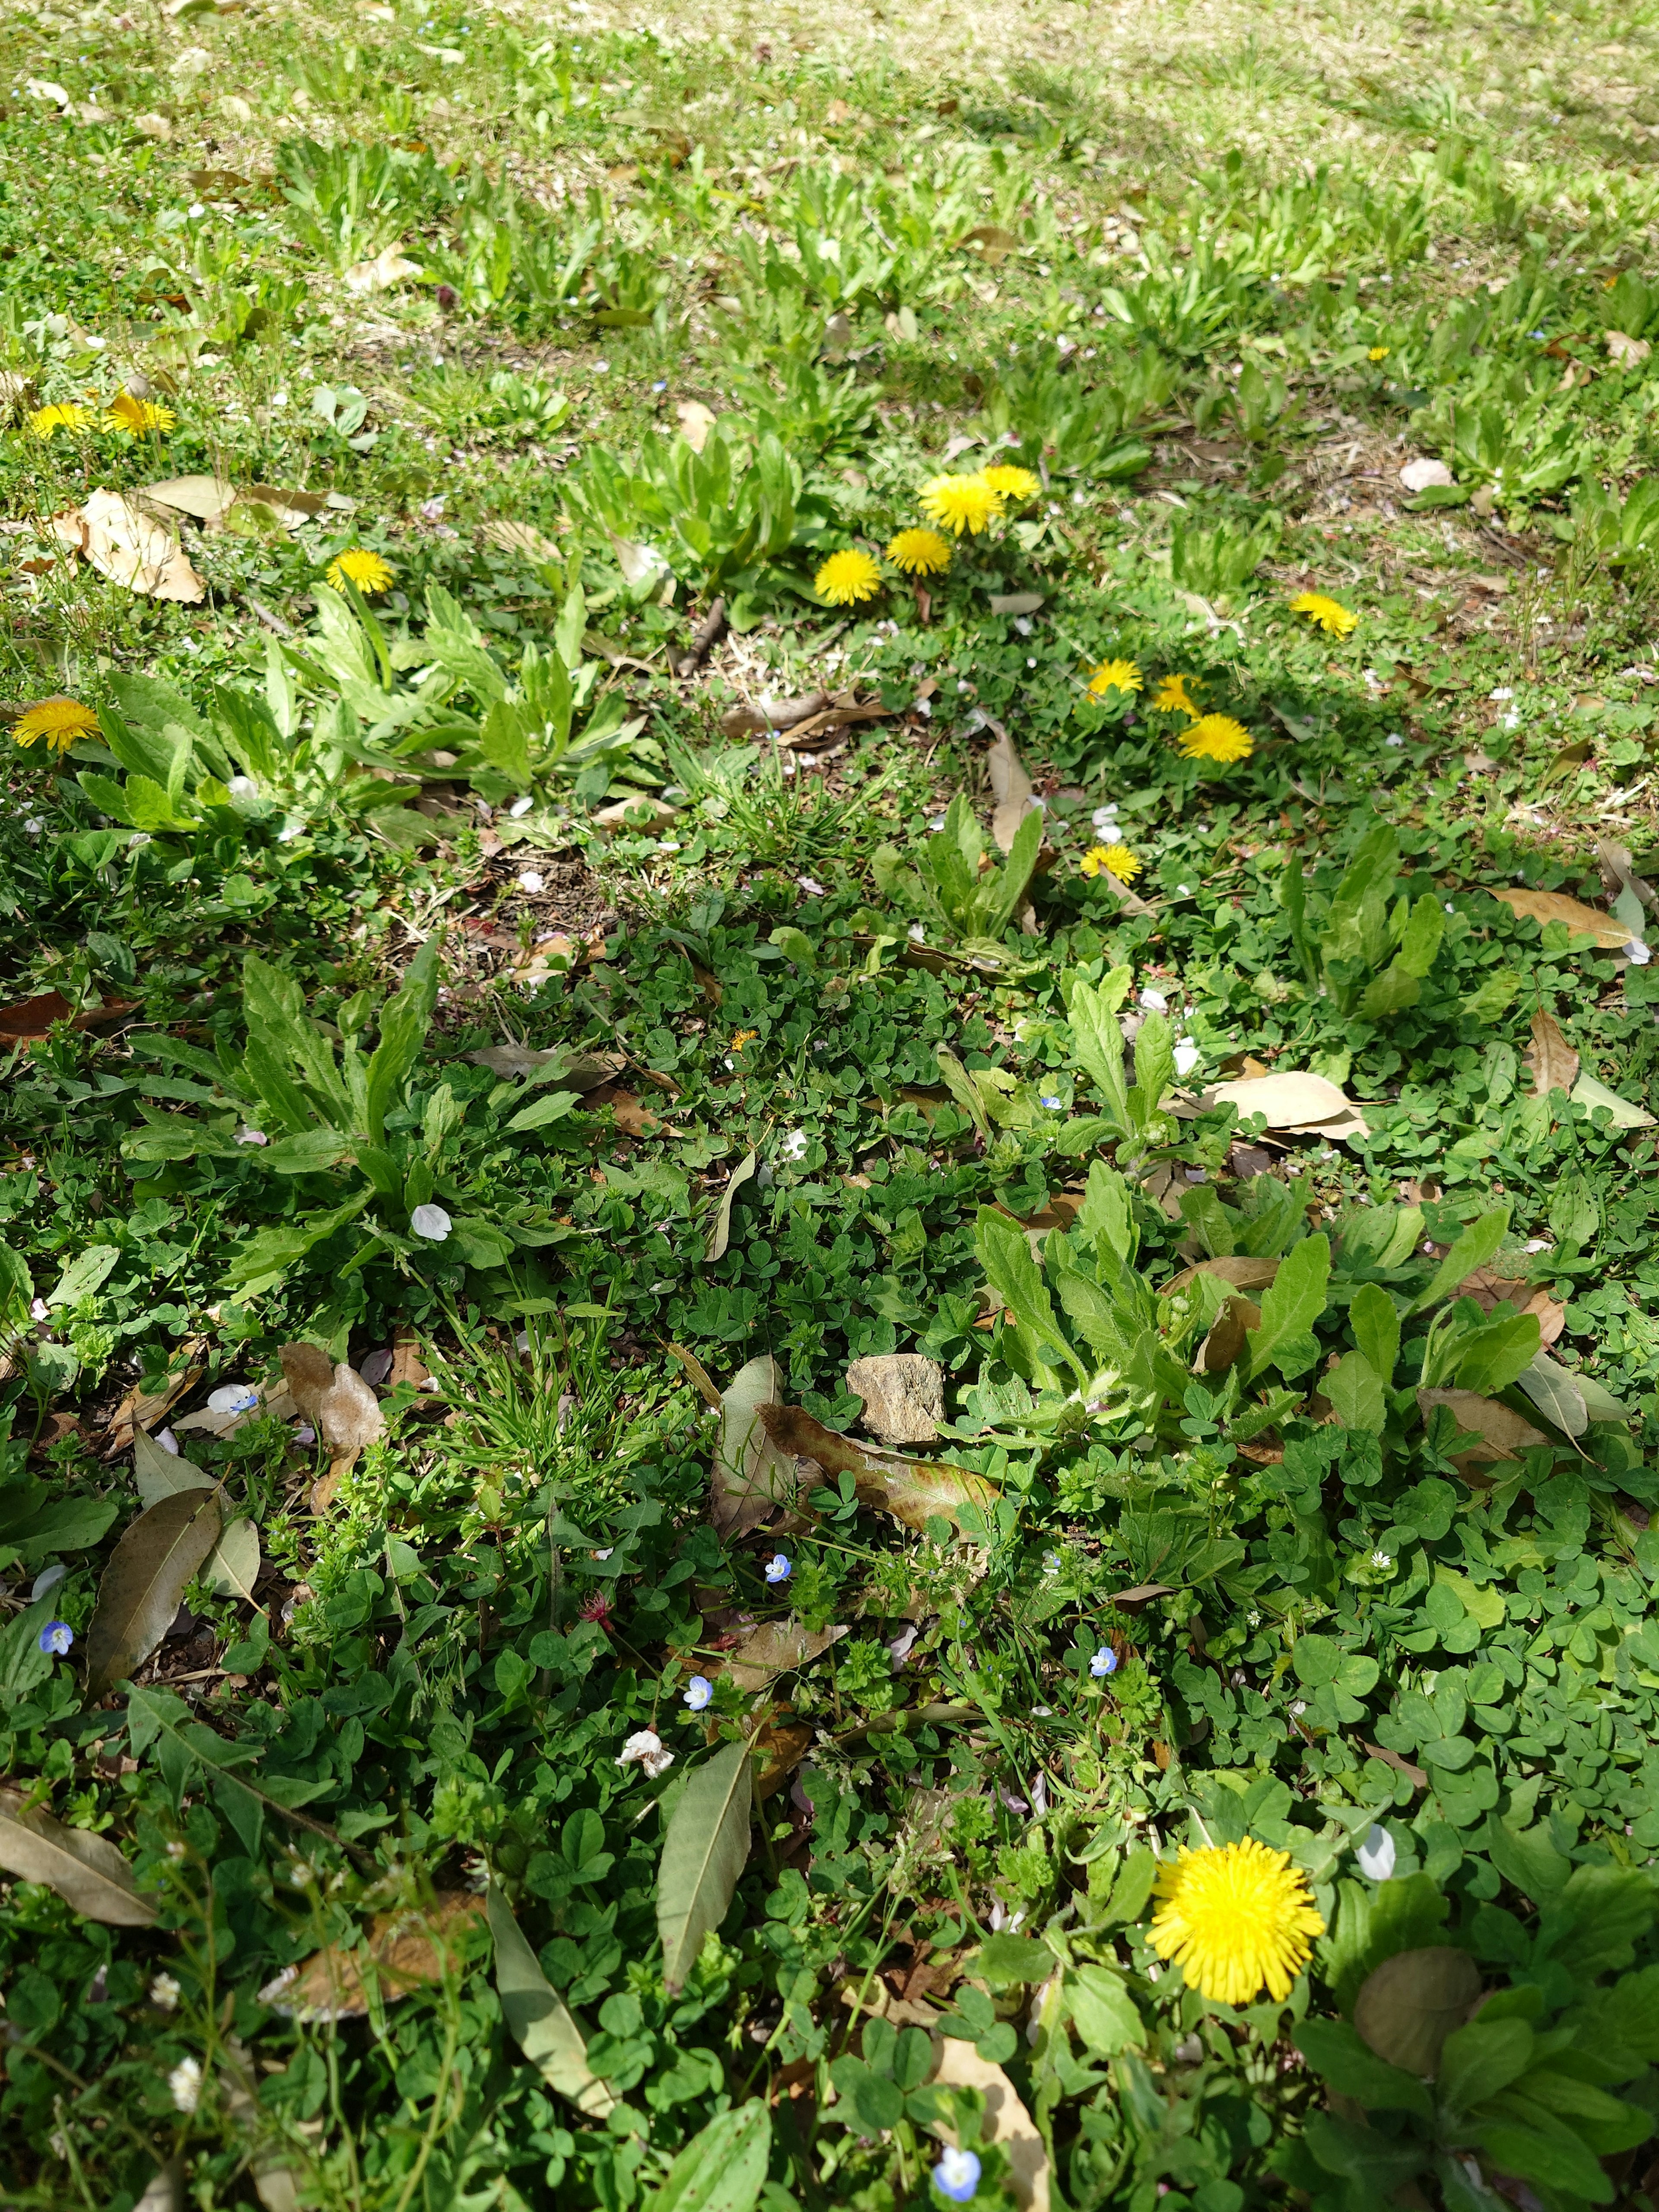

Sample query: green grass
[4,0,1659,2207]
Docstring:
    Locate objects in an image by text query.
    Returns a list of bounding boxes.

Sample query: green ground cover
[6,0,1659,2206]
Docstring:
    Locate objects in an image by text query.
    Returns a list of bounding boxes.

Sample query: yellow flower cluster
[918,462,1039,536]
[1080,842,1142,883]
[1083,658,1256,766]
[808,463,1044,607]
[28,393,176,438]
[12,697,99,754]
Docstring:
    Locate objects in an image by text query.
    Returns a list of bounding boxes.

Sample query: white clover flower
[779,1130,808,1162]
[168,2056,203,2113]
[1356,1824,1397,1881]
[1628,940,1651,966]
[617,1728,674,1779]
[411,1204,451,1242]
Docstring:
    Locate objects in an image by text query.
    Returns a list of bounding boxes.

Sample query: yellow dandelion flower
[918,471,1003,537]
[1080,842,1142,882]
[1148,1838,1325,2006]
[326,547,395,596]
[1290,591,1357,637]
[106,391,176,434]
[885,527,953,577]
[814,548,883,606]
[1153,673,1200,716]
[1087,658,1143,699]
[13,697,100,755]
[978,463,1041,503]
[28,404,93,439]
[1179,715,1254,764]
[1367,346,1389,362]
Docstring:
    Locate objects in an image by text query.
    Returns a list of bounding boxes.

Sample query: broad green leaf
[479,698,534,788]
[1409,1206,1509,1315]
[505,1089,582,1133]
[1077,1160,1138,1263]
[1453,1310,1541,1396]
[1292,2019,1433,2119]
[976,1932,1054,1984]
[1067,1964,1145,2056]
[85,1488,224,1699]
[644,2101,772,2212]
[0,1787,158,1927]
[1130,1011,1176,1129]
[486,1885,617,2116]
[1571,1071,1656,1130]
[976,1208,1086,1382]
[1395,892,1446,978]
[262,1131,356,1175]
[1063,968,1133,1129]
[656,1740,752,1994]
[1356,962,1421,1021]
[984,801,1044,936]
[1437,2018,1535,2113]
[1349,1282,1401,1382]
[1325,1351,1386,1433]
[1247,1233,1331,1380]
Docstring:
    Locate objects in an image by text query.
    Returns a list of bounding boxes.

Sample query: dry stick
[675,594,727,678]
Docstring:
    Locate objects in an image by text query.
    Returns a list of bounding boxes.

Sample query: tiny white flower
[235,1126,267,1145]
[1385,733,1405,748]
[617,1728,674,1778]
[1370,1550,1392,1570]
[593,1547,613,1561]
[168,2056,202,2113]
[797,874,827,896]
[1139,986,1168,1013]
[29,1297,48,1321]
[24,817,44,835]
[271,391,288,407]
[517,870,544,893]
[908,922,927,942]
[156,1427,179,1455]
[1489,686,1514,701]
[226,775,259,800]
[207,1382,258,1414]
[1628,939,1651,965]
[411,1204,452,1242]
[509,794,535,818]
[1173,1040,1202,1078]
[1091,802,1120,830]
[1356,1824,1397,1881]
[1524,1237,1550,1253]
[1290,1699,1308,1717]
[149,1972,181,2010]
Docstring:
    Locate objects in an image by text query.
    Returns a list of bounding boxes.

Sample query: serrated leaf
[86,1487,224,1698]
[0,1787,158,1926]
[656,1740,751,1995]
[1247,1233,1330,1379]
[487,1884,617,2116]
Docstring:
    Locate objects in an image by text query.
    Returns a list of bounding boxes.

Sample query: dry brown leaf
[715,1617,848,1694]
[1160,1255,1283,1300]
[1194,1295,1261,1375]
[482,518,563,564]
[1595,838,1656,920]
[714,1354,797,1538]
[753,1710,813,1800]
[588,1083,676,1138]
[960,223,1021,267]
[1525,1010,1580,1098]
[278,1342,334,1429]
[1457,1271,1566,1348]
[388,1327,429,1392]
[928,2034,1049,2212]
[344,243,423,294]
[258,1893,485,2022]
[1208,1070,1371,1139]
[720,690,827,738]
[0,989,138,1045]
[759,1404,998,1535]
[467,1044,625,1088]
[676,399,717,451]
[1606,330,1653,368]
[1417,1388,1550,1468]
[1487,886,1631,950]
[142,474,236,521]
[667,1341,723,1410]
[101,1337,205,1459]
[1362,1740,1428,1789]
[985,721,1036,855]
[53,489,205,601]
[0,1787,159,1926]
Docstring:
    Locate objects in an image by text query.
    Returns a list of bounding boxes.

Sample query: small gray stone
[845,1354,944,1446]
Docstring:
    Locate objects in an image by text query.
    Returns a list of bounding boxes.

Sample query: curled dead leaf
[483,518,563,564]
[1208,1071,1371,1140]
[927,2032,1049,2211]
[758,1403,998,1535]
[1524,1010,1579,1098]
[1417,1387,1549,1471]
[258,1893,485,2021]
[1487,886,1632,950]
[53,489,205,601]
[344,244,423,294]
[985,721,1036,857]
[1193,1295,1261,1375]
[1161,1254,1282,1300]
[713,1355,797,1538]
[715,1617,848,1694]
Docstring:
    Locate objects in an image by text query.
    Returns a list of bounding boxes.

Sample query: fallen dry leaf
[1458,1270,1566,1349]
[985,721,1036,856]
[482,518,562,564]
[467,1044,625,1089]
[102,1337,207,1459]
[1208,1070,1371,1140]
[1194,1295,1261,1374]
[1524,1010,1579,1099]
[1606,330,1653,369]
[928,2033,1049,2212]
[713,1354,796,1538]
[1417,1387,1550,1470]
[0,990,138,1046]
[344,243,423,294]
[720,690,827,738]
[1160,1255,1282,1300]
[53,489,205,601]
[676,399,717,451]
[1400,457,1455,492]
[142,474,236,522]
[714,1617,848,1694]
[258,1893,485,2021]
[1487,886,1632,950]
[759,1403,998,1535]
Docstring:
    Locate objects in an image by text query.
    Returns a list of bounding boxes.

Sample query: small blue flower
[38,1621,73,1657]
[683,1674,712,1711]
[764,1554,792,1584]
[1090,1645,1119,1678]
[1040,1094,1062,1109]
[933,2147,981,2203]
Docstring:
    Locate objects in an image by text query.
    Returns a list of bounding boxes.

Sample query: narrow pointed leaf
[0,1788,158,1925]
[86,1487,224,1698]
[657,1740,752,1994]
[487,1885,617,2116]
[645,2101,772,2212]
